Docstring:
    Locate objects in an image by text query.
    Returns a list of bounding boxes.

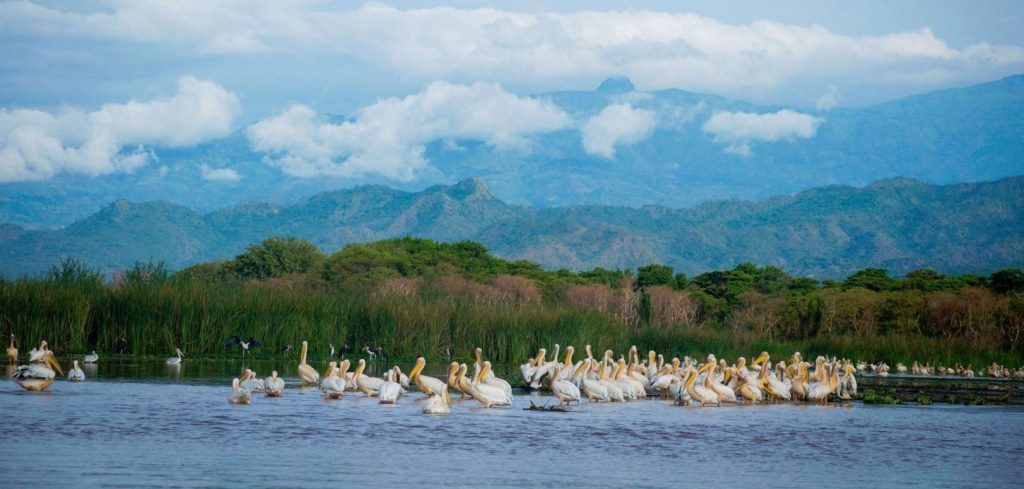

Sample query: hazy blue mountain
[2,75,1022,229]
[2,176,1022,279]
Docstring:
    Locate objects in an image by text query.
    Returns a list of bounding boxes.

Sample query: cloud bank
[582,103,656,158]
[702,109,823,156]
[246,81,570,180]
[0,77,239,182]
[4,2,1022,99]
[200,165,242,182]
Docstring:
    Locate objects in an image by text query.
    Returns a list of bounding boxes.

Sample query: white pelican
[297,341,319,385]
[703,360,737,403]
[685,363,719,406]
[575,359,609,402]
[321,361,338,385]
[228,378,251,404]
[8,334,18,362]
[13,341,63,391]
[550,365,581,405]
[447,362,470,398]
[422,388,453,415]
[354,359,384,396]
[468,361,512,407]
[838,363,857,399]
[808,365,839,404]
[614,359,643,400]
[241,369,265,392]
[597,358,625,402]
[83,350,99,363]
[379,367,402,404]
[68,360,85,382]
[790,362,810,401]
[753,352,791,401]
[264,371,285,396]
[322,360,349,399]
[165,348,184,365]
[474,348,513,397]
[409,357,447,397]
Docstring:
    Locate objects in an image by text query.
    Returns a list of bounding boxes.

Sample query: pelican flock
[7,337,1021,414]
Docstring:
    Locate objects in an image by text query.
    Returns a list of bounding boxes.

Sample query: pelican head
[323,361,337,379]
[737,357,747,369]
[564,346,575,364]
[176,348,184,357]
[480,361,493,381]
[752,351,769,367]
[354,359,367,378]
[672,357,681,370]
[410,357,426,379]
[458,363,469,384]
[475,347,484,365]
[338,359,351,377]
[271,370,279,379]
[533,348,547,365]
[447,362,460,382]
[648,350,657,366]
[585,344,593,360]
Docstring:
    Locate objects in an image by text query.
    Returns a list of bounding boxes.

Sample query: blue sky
[1,0,1022,184]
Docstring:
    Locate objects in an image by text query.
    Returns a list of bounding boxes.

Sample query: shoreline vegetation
[3,237,1023,367]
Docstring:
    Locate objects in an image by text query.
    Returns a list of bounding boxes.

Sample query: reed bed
[2,277,1021,367]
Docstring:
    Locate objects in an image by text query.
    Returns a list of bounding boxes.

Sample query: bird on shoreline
[166,348,184,365]
[7,334,17,363]
[83,351,99,363]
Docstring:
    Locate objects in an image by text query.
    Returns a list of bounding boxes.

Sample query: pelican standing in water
[165,348,184,365]
[264,371,285,397]
[409,357,447,397]
[13,340,64,391]
[229,378,251,404]
[322,361,348,399]
[379,367,402,404]
[353,359,384,396]
[297,341,319,385]
[468,361,512,407]
[83,351,99,363]
[550,365,581,405]
[68,360,85,382]
[8,334,17,362]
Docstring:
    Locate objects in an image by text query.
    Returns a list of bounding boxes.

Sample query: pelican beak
[47,354,64,377]
[698,360,713,374]
[410,358,426,379]
[752,352,769,367]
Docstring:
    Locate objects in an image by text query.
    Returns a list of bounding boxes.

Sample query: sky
[0,0,1022,184]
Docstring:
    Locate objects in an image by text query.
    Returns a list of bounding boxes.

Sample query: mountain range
[2,74,1023,230]
[2,176,1022,279]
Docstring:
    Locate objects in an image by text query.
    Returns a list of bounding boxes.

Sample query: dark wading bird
[280,344,293,356]
[340,343,352,359]
[379,346,389,363]
[225,335,241,351]
[363,345,377,361]
[116,336,128,355]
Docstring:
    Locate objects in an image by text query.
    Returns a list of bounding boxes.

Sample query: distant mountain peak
[597,76,636,93]
[440,178,494,201]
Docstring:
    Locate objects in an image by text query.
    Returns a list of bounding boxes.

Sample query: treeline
[2,236,1023,365]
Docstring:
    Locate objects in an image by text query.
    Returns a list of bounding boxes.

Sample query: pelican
[379,367,403,404]
[83,350,99,364]
[241,369,265,392]
[297,341,319,385]
[165,348,184,365]
[753,352,791,401]
[596,357,625,402]
[68,360,85,382]
[354,359,384,396]
[475,348,513,397]
[790,362,810,401]
[448,362,472,398]
[264,371,285,396]
[550,365,581,405]
[7,334,16,362]
[322,361,339,384]
[228,378,251,404]
[838,363,857,399]
[685,363,719,406]
[322,361,347,399]
[13,341,64,391]
[703,360,737,403]
[468,361,512,407]
[409,357,447,397]
[808,365,839,404]
[422,388,453,415]
[576,359,609,402]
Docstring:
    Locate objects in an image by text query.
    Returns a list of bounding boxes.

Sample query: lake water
[2,359,1023,488]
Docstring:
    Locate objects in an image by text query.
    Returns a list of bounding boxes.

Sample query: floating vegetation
[525,401,572,412]
[863,389,901,405]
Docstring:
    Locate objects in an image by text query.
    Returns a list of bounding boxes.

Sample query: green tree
[229,236,326,280]
[844,268,898,291]
[990,269,1024,294]
[673,272,689,290]
[636,264,674,289]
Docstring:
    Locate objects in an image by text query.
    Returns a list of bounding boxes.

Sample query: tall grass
[2,277,1021,366]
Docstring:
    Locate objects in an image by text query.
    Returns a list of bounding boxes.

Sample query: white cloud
[0,77,239,182]
[200,164,242,182]
[3,2,1022,98]
[816,86,840,112]
[581,103,656,158]
[702,109,823,156]
[246,81,570,180]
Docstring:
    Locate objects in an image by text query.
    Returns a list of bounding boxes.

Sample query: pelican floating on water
[165,348,184,365]
[354,359,384,396]
[229,378,251,404]
[83,350,99,363]
[241,369,265,392]
[409,357,447,397]
[379,367,402,404]
[422,388,453,415]
[550,365,581,405]
[264,371,285,397]
[68,360,85,382]
[297,341,319,385]
[13,340,64,391]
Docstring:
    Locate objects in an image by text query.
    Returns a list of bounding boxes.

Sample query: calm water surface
[2,359,1023,488]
